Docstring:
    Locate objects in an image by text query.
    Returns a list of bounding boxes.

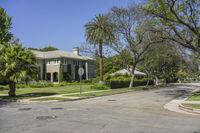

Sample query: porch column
[51,72,53,82]
[85,62,89,80]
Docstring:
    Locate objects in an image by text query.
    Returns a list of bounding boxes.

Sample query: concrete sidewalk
[19,89,111,103]
[164,83,200,116]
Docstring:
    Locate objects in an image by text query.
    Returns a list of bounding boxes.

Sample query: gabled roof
[31,50,94,61]
[110,69,146,76]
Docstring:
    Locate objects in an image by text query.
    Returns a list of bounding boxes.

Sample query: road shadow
[194,130,200,133]
[154,86,194,99]
[0,92,58,108]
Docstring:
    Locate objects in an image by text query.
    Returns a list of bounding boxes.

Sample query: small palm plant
[0,43,37,96]
[85,14,115,83]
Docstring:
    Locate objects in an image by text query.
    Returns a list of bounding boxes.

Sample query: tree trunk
[99,44,104,84]
[146,77,150,88]
[155,76,159,87]
[129,66,135,88]
[129,74,135,88]
[8,81,16,97]
[164,78,167,86]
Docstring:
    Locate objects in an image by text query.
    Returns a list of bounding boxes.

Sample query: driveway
[0,85,200,133]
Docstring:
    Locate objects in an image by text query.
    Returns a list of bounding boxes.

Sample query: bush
[90,84,109,90]
[107,78,154,89]
[82,80,93,83]
[0,85,8,90]
[29,81,54,88]
[53,81,80,87]
[92,77,100,83]
[16,84,28,88]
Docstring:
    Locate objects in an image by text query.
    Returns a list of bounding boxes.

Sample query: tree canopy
[0,8,12,43]
[85,14,115,83]
[144,0,200,52]
[0,43,37,96]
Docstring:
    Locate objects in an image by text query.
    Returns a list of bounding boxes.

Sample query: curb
[178,103,200,114]
[164,85,200,116]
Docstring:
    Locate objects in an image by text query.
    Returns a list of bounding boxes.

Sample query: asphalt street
[0,85,200,133]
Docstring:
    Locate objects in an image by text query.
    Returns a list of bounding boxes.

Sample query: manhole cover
[51,107,63,110]
[36,115,57,120]
[108,99,116,101]
[18,108,32,111]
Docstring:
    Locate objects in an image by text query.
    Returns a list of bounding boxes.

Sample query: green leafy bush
[92,77,100,83]
[0,85,8,90]
[16,84,28,88]
[90,84,109,90]
[106,75,153,89]
[82,80,93,83]
[29,81,54,88]
[53,81,79,87]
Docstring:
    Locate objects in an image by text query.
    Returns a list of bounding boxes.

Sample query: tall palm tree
[85,14,115,83]
[0,43,37,96]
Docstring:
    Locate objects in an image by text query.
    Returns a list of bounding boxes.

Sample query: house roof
[110,69,146,76]
[31,50,94,61]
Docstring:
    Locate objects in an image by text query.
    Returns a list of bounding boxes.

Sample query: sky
[0,0,137,51]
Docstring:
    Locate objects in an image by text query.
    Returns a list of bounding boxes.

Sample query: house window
[73,60,79,66]
[54,59,59,64]
[64,59,67,65]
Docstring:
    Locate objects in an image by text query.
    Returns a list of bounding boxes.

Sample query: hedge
[90,84,109,90]
[29,81,54,88]
[108,79,154,89]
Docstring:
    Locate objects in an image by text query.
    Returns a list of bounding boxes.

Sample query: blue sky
[0,0,137,51]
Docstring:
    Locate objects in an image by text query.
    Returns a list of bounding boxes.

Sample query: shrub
[16,84,28,88]
[0,85,8,90]
[53,81,80,87]
[82,80,93,83]
[90,84,109,90]
[107,78,154,89]
[92,77,100,83]
[29,80,54,88]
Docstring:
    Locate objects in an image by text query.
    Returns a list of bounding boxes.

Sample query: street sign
[78,67,84,76]
[78,67,84,95]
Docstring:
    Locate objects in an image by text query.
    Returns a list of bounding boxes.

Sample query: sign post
[78,67,84,95]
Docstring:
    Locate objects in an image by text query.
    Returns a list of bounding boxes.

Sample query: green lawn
[187,92,200,101]
[0,84,151,101]
[182,103,200,109]
[68,87,148,97]
[30,97,72,102]
[0,85,94,100]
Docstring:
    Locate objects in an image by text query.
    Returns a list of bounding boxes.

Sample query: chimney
[72,47,79,56]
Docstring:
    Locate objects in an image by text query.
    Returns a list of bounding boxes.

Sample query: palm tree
[0,43,37,96]
[85,14,115,83]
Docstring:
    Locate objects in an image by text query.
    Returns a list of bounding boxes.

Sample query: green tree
[142,43,183,86]
[144,0,200,52]
[109,5,160,88]
[41,45,59,51]
[0,43,37,96]
[0,8,12,43]
[85,14,115,83]
[104,50,132,75]
[28,45,59,51]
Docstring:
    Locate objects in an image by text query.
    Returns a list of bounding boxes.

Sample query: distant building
[110,68,146,77]
[32,47,95,83]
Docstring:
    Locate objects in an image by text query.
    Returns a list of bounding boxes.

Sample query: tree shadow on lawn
[0,92,58,102]
[0,87,9,91]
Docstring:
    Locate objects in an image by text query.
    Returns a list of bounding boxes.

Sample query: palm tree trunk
[8,81,16,97]
[99,44,104,84]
